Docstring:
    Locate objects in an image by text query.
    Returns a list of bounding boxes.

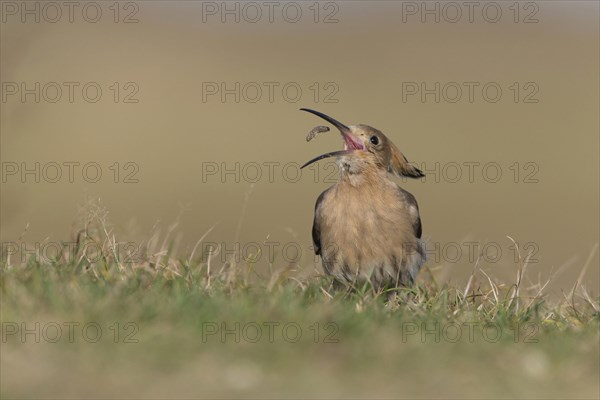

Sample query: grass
[1,204,599,399]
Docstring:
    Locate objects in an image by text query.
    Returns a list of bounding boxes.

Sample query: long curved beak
[300,108,351,134]
[300,109,359,169]
[300,150,355,169]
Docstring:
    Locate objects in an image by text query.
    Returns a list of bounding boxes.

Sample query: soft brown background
[1,1,598,292]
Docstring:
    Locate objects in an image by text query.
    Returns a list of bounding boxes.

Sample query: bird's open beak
[300,108,364,169]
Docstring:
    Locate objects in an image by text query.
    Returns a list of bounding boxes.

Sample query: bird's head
[300,108,424,178]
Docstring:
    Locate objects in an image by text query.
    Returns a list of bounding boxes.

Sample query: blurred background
[1,0,598,292]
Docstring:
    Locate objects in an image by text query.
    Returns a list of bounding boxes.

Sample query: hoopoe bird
[301,108,426,290]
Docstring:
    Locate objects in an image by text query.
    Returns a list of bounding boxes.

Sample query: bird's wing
[396,186,422,239]
[312,187,332,255]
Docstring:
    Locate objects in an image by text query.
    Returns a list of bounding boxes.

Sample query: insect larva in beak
[306,125,330,142]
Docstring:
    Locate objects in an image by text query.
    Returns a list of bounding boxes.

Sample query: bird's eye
[370,136,379,145]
